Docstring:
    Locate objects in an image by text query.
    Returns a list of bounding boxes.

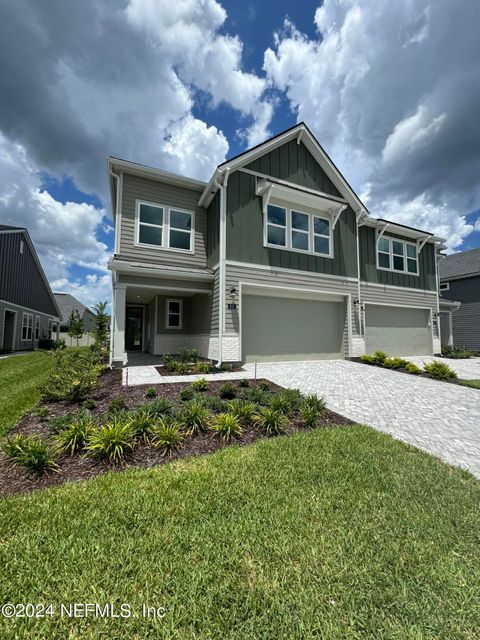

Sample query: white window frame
[440,282,450,291]
[376,234,419,276]
[48,319,53,339]
[34,316,40,340]
[264,204,333,258]
[135,200,195,254]
[21,312,33,341]
[165,299,183,330]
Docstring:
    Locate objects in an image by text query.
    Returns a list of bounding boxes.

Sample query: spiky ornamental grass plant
[302,394,327,415]
[211,412,242,441]
[254,408,289,436]
[150,418,185,456]
[178,402,211,435]
[226,400,258,425]
[191,377,208,392]
[2,434,59,474]
[56,412,95,455]
[128,410,154,441]
[86,419,135,463]
[143,398,173,418]
[299,404,321,429]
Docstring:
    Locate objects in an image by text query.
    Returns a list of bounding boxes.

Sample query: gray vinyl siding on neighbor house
[245,139,342,197]
[442,275,480,350]
[0,301,54,352]
[119,173,208,269]
[225,170,358,278]
[0,232,58,316]
[359,226,437,291]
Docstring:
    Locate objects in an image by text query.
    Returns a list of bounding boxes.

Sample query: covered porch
[110,260,216,368]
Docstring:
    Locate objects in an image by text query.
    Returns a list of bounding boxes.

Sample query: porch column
[112,284,127,367]
[448,312,454,346]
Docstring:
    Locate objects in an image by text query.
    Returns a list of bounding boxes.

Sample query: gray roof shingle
[439,248,480,280]
[54,293,95,326]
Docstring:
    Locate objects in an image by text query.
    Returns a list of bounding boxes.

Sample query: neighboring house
[0,225,60,352]
[53,293,96,346]
[107,123,446,367]
[438,248,480,350]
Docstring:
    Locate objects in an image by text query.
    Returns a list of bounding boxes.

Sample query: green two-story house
[108,123,445,367]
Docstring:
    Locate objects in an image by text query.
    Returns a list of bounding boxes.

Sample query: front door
[125,306,143,351]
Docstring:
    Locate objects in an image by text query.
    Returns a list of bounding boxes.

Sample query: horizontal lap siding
[0,300,54,351]
[119,173,207,269]
[452,303,480,350]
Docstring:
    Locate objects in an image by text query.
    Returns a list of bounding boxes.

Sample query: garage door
[365,305,432,356]
[242,294,344,362]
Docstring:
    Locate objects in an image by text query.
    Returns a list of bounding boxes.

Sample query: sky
[0,0,479,310]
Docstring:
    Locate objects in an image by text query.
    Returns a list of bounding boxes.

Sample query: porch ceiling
[125,286,205,304]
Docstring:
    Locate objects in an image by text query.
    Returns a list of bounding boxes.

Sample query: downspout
[213,169,226,366]
[109,271,116,367]
[109,167,121,255]
[355,214,363,338]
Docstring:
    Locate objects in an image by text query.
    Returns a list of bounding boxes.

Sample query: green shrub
[360,354,377,364]
[423,360,457,380]
[86,419,135,463]
[108,396,127,414]
[259,381,271,392]
[278,388,303,411]
[211,412,242,440]
[176,362,190,375]
[150,419,184,456]
[303,394,327,414]
[299,404,321,429]
[47,412,75,433]
[2,434,58,474]
[83,399,96,410]
[180,387,195,402]
[163,355,176,371]
[405,362,422,375]
[56,413,95,455]
[242,386,270,405]
[143,398,173,417]
[178,401,211,435]
[239,378,250,388]
[179,348,199,363]
[192,378,208,392]
[219,382,236,399]
[144,387,157,399]
[254,408,288,436]
[128,410,153,440]
[373,351,388,364]
[226,400,257,424]
[383,357,409,369]
[441,345,472,359]
[269,393,293,415]
[199,395,227,413]
[38,349,102,402]
[194,361,210,374]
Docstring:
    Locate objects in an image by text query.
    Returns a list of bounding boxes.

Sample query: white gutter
[355,217,363,337]
[109,166,121,254]
[215,167,230,366]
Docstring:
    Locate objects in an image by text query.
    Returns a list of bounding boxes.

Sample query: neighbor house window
[35,316,40,340]
[136,201,194,252]
[166,299,183,329]
[376,235,419,275]
[265,204,332,257]
[22,313,33,341]
[440,282,450,291]
[48,319,53,339]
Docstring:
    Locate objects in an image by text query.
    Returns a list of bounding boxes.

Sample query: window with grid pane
[138,203,164,246]
[291,210,309,251]
[266,205,287,247]
[169,209,192,251]
[313,216,330,256]
[166,299,182,329]
[22,313,33,340]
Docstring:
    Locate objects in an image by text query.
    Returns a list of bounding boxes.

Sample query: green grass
[0,352,55,436]
[458,379,480,389]
[0,426,479,639]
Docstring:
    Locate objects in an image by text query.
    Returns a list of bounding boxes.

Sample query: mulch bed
[155,364,245,377]
[0,371,353,497]
[351,357,476,387]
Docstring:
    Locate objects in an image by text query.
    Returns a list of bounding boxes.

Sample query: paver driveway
[254,360,480,478]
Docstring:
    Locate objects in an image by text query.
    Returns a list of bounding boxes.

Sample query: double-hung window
[377,235,419,275]
[265,204,332,257]
[136,201,193,252]
[35,316,40,340]
[166,299,183,329]
[22,313,33,341]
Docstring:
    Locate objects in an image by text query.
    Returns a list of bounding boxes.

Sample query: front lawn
[0,426,478,639]
[0,352,55,437]
[459,379,480,389]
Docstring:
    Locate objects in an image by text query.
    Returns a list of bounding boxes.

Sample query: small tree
[92,301,109,351]
[66,309,84,347]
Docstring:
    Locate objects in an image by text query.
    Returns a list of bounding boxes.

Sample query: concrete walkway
[123,357,480,478]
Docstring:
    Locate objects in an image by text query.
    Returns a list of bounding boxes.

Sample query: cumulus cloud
[0,133,110,287]
[264,0,480,250]
[51,275,112,311]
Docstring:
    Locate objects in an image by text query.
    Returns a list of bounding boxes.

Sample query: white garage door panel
[242,295,344,362]
[365,305,432,356]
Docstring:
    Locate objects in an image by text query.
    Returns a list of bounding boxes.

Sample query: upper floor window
[377,235,418,275]
[22,313,33,341]
[136,201,194,253]
[265,204,332,258]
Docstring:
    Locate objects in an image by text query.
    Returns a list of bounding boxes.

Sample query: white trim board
[134,200,195,255]
[225,260,358,284]
[0,299,57,319]
[360,281,438,296]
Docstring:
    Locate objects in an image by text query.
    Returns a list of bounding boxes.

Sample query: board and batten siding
[359,226,437,291]
[225,263,358,358]
[245,139,342,197]
[0,232,58,316]
[442,275,480,350]
[206,192,220,268]
[119,172,208,269]
[226,170,358,278]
